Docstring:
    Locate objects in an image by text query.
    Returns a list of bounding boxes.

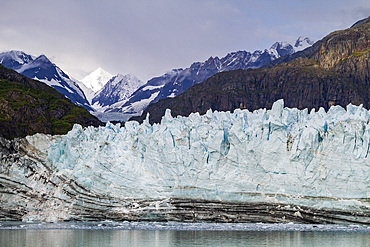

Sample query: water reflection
[1,229,369,247]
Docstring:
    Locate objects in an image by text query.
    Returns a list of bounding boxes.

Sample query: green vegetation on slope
[0,65,102,139]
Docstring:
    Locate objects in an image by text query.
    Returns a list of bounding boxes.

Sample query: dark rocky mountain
[0,51,91,110]
[131,17,370,124]
[105,38,313,120]
[0,64,102,139]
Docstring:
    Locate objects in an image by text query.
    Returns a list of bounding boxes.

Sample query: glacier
[0,100,369,224]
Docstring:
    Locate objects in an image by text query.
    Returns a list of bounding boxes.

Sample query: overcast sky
[1,0,369,81]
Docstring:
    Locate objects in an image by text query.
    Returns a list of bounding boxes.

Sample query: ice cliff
[0,100,369,224]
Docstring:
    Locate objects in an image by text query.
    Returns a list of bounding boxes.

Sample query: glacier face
[0,100,369,223]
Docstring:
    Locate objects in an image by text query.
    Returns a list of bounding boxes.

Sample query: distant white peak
[294,37,315,52]
[295,36,314,46]
[81,67,113,92]
[270,41,291,50]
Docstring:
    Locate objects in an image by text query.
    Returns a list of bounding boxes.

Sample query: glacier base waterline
[0,100,369,224]
[1,221,369,232]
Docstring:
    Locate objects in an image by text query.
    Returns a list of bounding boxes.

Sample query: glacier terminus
[0,100,369,224]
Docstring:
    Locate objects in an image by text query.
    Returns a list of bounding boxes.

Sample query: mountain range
[0,37,313,122]
[0,52,146,121]
[131,16,370,124]
[102,37,314,121]
[79,67,113,103]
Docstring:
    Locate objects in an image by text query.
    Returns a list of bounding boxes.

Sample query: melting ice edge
[0,100,369,224]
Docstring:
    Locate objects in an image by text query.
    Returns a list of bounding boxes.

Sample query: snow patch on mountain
[294,37,315,52]
[142,84,165,91]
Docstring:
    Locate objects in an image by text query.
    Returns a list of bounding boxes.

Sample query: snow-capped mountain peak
[294,37,315,52]
[270,41,291,50]
[16,54,52,74]
[81,67,113,92]
[91,73,145,111]
[0,50,35,70]
[267,42,295,59]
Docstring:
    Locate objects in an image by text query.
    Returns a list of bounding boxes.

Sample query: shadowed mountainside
[0,65,102,139]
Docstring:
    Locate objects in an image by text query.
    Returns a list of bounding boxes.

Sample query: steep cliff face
[0,65,102,139]
[131,17,370,124]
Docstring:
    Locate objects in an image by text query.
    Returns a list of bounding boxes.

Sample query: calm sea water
[0,222,369,247]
